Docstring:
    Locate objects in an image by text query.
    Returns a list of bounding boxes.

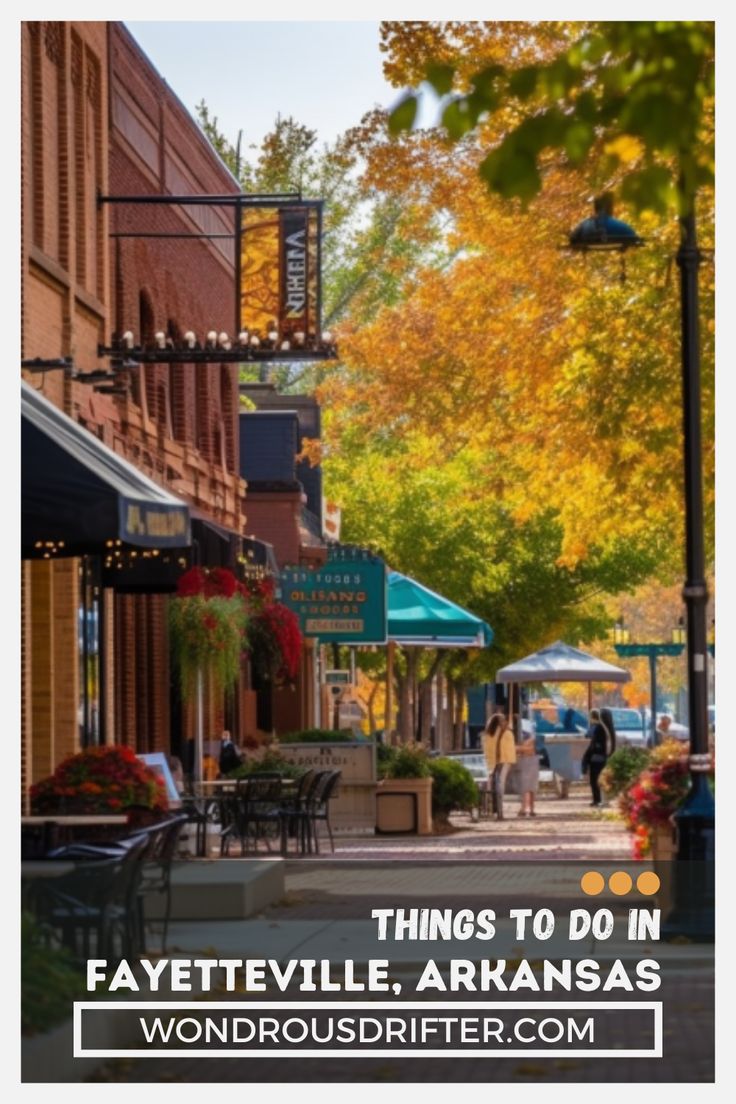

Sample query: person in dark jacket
[218,731,242,776]
[581,709,613,806]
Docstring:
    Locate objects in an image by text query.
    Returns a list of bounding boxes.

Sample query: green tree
[387,21,714,214]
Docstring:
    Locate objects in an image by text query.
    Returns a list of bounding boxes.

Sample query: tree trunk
[445,679,455,754]
[453,682,466,749]
[418,650,444,746]
[397,646,412,744]
[366,682,378,738]
[405,648,417,741]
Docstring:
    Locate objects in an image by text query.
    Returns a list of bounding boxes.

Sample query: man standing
[651,714,673,748]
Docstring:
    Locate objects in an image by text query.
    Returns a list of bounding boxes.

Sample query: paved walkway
[318,789,632,862]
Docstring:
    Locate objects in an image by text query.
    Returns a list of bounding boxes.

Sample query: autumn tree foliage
[320,21,713,677]
[196,23,714,727]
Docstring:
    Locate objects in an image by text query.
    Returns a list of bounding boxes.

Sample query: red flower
[176,567,208,597]
[209,568,238,598]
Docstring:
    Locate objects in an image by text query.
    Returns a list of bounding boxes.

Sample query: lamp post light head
[672,617,687,646]
[612,620,631,646]
[569,193,644,253]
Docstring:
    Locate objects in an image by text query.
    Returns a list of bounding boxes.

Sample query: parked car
[607,707,647,748]
[641,709,689,744]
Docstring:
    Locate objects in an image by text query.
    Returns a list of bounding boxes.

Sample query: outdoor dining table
[21,815,129,859]
[181,777,297,857]
[21,859,77,911]
[181,782,237,857]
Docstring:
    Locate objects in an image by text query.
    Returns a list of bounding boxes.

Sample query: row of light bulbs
[119,328,333,352]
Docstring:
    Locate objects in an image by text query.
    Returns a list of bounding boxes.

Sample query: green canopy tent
[385,571,493,742]
[387,571,493,648]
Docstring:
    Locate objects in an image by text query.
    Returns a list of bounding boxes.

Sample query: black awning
[190,511,241,569]
[22,382,191,556]
[242,535,280,578]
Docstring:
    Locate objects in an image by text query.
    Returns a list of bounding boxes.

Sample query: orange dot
[636,871,661,896]
[580,871,605,895]
[609,871,633,895]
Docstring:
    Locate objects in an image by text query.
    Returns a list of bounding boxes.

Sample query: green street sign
[614,643,685,658]
[280,546,387,644]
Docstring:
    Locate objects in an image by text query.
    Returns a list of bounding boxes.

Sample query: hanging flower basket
[169,567,249,701]
[247,601,303,685]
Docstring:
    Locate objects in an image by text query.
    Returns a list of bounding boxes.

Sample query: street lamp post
[570,194,714,939]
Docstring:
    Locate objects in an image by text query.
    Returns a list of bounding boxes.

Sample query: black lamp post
[570,193,714,939]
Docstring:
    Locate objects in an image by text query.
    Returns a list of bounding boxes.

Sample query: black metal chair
[303,770,342,854]
[277,769,321,854]
[221,776,287,855]
[129,814,188,953]
[28,836,148,961]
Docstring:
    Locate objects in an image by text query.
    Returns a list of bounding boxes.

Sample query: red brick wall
[21,21,249,772]
[243,492,304,567]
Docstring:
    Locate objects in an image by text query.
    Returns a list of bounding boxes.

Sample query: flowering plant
[169,567,249,700]
[30,745,168,815]
[246,601,303,684]
[619,740,692,858]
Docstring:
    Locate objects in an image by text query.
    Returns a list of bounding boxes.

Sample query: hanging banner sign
[280,548,387,643]
[240,202,321,341]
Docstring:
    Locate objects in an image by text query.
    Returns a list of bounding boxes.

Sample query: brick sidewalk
[317,790,632,862]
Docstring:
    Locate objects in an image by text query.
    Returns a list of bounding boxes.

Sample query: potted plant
[376,743,433,835]
[30,745,168,828]
[619,741,692,861]
[618,740,716,915]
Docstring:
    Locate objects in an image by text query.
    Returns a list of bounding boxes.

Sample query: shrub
[30,746,168,815]
[378,742,430,779]
[600,745,651,798]
[227,749,305,780]
[22,914,86,1036]
[279,729,356,744]
[428,757,479,824]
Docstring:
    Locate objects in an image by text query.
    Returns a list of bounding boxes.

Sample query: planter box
[376,777,433,835]
[276,741,376,835]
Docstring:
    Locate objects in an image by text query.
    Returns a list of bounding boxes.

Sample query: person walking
[581,708,614,807]
[515,717,540,817]
[482,713,517,820]
[482,715,499,813]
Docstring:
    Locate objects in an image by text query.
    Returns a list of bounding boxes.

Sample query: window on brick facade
[220,365,235,472]
[139,290,156,423]
[157,382,172,438]
[139,289,154,344]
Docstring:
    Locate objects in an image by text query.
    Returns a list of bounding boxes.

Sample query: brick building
[239,386,328,734]
[21,20,248,801]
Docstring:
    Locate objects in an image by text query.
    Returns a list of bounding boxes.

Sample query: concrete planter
[376,777,433,835]
[276,741,377,835]
[651,821,677,918]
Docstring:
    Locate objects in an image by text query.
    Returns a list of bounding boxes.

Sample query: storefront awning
[22,382,191,556]
[387,571,493,648]
[242,534,280,578]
